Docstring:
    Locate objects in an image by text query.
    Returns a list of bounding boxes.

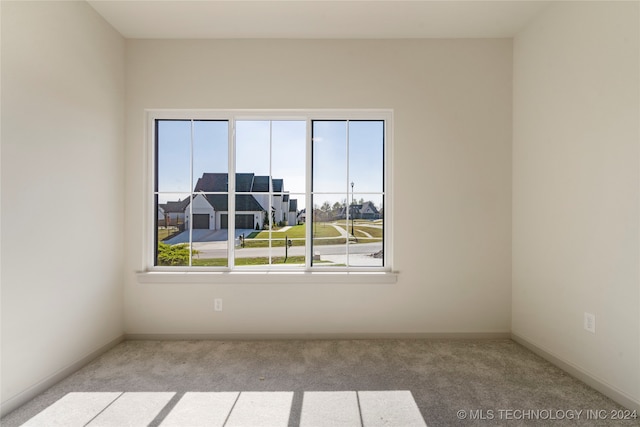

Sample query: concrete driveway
[164,229,254,245]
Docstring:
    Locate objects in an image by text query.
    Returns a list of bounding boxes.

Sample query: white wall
[125,39,512,335]
[1,1,125,409]
[513,1,640,407]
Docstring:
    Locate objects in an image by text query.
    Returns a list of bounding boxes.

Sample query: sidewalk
[164,229,254,244]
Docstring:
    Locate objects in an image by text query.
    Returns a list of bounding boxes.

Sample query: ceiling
[87,0,550,39]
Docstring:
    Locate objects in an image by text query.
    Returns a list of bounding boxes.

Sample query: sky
[156,119,384,209]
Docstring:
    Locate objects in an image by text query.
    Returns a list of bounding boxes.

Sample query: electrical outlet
[584,312,595,333]
[214,298,223,312]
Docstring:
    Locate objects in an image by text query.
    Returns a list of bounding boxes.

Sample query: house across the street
[335,201,381,220]
[159,173,299,230]
[158,198,190,227]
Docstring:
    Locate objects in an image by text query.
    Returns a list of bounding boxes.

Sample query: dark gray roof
[252,175,270,192]
[194,173,228,192]
[194,173,285,193]
[160,198,190,213]
[361,201,379,214]
[202,194,265,212]
[236,173,254,192]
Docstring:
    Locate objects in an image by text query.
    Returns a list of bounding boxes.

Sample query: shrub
[157,242,199,266]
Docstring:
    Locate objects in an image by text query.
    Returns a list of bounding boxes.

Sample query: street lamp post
[351,181,354,236]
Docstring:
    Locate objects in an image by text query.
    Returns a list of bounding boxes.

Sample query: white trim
[0,335,125,418]
[146,109,391,120]
[188,120,194,266]
[125,332,511,340]
[137,271,398,284]
[346,120,352,266]
[228,120,236,268]
[512,333,640,411]
[145,109,393,275]
[384,112,394,267]
[268,120,274,264]
[305,118,313,268]
[145,112,155,270]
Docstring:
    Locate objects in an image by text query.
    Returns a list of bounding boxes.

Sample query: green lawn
[157,227,180,241]
[193,256,307,266]
[333,219,380,226]
[334,222,383,241]
[242,238,305,248]
[311,237,348,246]
[250,224,341,239]
[241,221,383,247]
[242,224,342,248]
[355,225,383,238]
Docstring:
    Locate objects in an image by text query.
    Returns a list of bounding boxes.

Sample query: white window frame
[138,109,396,284]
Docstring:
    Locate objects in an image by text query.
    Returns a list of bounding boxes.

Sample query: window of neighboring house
[150,110,391,272]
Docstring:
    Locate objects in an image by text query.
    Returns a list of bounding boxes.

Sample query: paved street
[165,224,383,265]
[193,241,382,259]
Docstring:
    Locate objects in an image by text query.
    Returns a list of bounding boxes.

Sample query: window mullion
[151,118,158,268]
[269,120,273,266]
[228,119,236,269]
[383,120,387,268]
[189,120,194,267]
[345,120,350,267]
[306,118,313,269]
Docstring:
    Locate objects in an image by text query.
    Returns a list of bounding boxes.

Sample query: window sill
[136,270,398,284]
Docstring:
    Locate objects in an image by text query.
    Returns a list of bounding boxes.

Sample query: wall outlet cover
[584,312,595,333]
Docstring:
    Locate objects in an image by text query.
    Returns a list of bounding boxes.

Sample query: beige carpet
[1,339,635,426]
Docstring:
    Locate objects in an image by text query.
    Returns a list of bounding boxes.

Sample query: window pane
[286,193,305,227]
[157,120,191,192]
[346,195,384,267]
[272,191,287,227]
[192,238,228,267]
[193,120,228,185]
[314,201,384,268]
[235,203,269,266]
[311,194,348,267]
[236,121,270,178]
[188,193,229,268]
[272,121,306,194]
[349,121,384,193]
[312,121,347,193]
[235,194,306,267]
[270,192,306,266]
[270,228,305,266]
[235,193,265,229]
[156,193,191,266]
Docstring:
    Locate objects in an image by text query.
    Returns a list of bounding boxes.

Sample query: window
[149,110,391,273]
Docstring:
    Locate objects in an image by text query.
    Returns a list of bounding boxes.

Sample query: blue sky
[156,120,384,209]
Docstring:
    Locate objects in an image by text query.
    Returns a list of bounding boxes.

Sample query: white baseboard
[511,333,640,412]
[124,332,512,340]
[0,335,125,418]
